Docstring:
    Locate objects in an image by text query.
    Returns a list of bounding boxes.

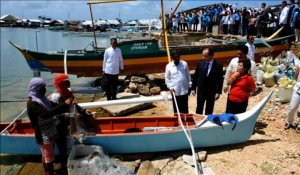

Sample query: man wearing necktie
[191,48,224,114]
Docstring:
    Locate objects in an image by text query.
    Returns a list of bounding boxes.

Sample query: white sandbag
[278,87,293,103]
[264,75,276,87]
[256,69,264,85]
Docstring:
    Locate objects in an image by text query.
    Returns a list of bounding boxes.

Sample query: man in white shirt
[165,50,191,113]
[223,45,257,94]
[103,38,124,100]
[245,35,256,62]
[279,0,290,36]
[285,64,300,132]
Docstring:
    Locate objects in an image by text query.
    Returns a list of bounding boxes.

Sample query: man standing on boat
[165,50,191,114]
[191,48,223,115]
[103,38,124,100]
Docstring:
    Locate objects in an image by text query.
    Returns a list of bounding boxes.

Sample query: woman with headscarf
[27,77,72,175]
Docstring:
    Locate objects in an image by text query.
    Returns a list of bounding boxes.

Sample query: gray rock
[131,76,146,83]
[150,87,161,95]
[182,154,195,166]
[151,156,173,170]
[124,88,132,93]
[161,159,195,175]
[118,160,141,174]
[138,85,151,96]
[129,82,138,93]
[136,160,160,175]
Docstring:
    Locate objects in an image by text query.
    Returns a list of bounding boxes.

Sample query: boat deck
[0,114,205,135]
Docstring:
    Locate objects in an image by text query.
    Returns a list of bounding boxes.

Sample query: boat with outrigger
[9,32,294,77]
[9,0,294,77]
[2,0,275,155]
[2,1,278,174]
[0,91,273,154]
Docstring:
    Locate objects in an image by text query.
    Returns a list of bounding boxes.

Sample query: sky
[1,0,280,21]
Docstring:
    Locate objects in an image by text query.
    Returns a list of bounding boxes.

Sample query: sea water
[0,27,110,121]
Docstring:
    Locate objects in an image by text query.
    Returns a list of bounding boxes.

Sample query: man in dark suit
[191,48,224,114]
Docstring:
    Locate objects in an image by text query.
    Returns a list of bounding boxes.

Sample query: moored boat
[0,91,272,155]
[9,35,293,77]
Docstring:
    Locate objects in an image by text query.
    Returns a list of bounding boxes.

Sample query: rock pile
[124,75,162,96]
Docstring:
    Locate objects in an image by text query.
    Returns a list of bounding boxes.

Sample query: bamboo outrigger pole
[160,0,171,63]
[87,0,135,50]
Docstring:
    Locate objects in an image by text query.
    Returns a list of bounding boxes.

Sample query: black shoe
[284,123,292,130]
[296,125,300,133]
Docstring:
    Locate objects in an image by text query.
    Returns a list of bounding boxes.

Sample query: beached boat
[9,35,293,77]
[0,91,272,155]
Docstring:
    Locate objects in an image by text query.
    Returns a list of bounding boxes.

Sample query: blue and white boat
[0,92,272,155]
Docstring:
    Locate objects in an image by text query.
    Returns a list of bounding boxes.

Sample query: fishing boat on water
[0,91,272,155]
[9,34,293,77]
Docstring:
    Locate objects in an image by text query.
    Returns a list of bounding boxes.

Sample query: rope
[0,108,27,134]
[171,92,199,175]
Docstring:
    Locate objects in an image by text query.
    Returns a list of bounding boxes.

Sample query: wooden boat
[0,91,272,155]
[9,34,293,77]
[10,35,293,77]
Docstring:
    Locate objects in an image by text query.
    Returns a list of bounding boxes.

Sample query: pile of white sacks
[257,50,300,102]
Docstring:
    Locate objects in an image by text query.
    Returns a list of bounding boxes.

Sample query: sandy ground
[148,86,300,175]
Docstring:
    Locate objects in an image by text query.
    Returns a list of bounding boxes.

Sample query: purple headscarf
[28,77,52,110]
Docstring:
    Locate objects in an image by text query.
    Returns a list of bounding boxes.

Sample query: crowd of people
[166,1,300,42]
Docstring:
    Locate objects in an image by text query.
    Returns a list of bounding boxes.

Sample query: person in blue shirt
[201,13,207,32]
[291,2,300,43]
[233,10,241,35]
[193,10,200,31]
[177,12,182,32]
[187,13,193,32]
[207,12,214,33]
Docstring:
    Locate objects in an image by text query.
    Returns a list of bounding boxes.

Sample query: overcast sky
[1,0,280,21]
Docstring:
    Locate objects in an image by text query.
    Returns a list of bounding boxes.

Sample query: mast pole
[89,4,98,50]
[160,0,171,63]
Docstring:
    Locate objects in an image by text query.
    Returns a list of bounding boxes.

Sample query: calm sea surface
[0,27,110,121]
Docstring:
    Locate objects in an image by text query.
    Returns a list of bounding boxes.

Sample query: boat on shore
[0,91,272,154]
[9,34,294,77]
